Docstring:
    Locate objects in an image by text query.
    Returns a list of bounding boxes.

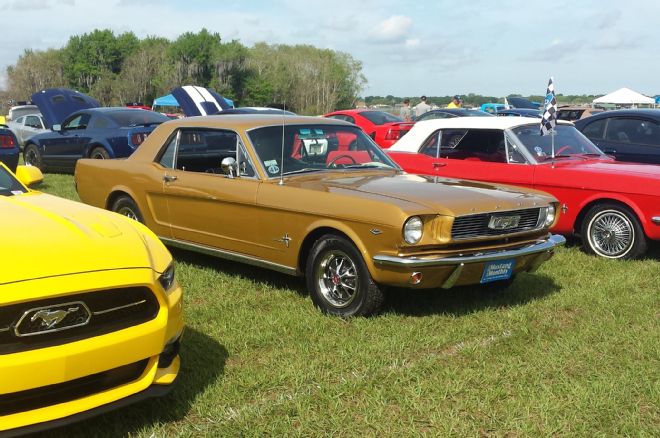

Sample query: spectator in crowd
[399,98,413,122]
[414,95,431,117]
[446,95,462,108]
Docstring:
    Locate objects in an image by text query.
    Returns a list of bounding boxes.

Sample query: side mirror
[52,124,62,132]
[15,165,44,187]
[220,157,237,178]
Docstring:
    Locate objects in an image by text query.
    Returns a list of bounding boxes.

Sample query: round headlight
[544,205,556,227]
[403,216,423,244]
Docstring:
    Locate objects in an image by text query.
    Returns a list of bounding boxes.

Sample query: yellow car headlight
[403,216,423,244]
[158,263,176,292]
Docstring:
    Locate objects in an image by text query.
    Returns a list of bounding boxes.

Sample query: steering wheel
[555,145,573,155]
[327,154,358,167]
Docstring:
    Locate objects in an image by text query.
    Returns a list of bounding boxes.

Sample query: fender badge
[370,229,382,235]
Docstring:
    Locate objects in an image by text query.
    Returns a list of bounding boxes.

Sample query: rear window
[360,111,403,125]
[106,110,169,127]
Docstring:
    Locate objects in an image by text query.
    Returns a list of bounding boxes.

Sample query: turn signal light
[0,134,15,148]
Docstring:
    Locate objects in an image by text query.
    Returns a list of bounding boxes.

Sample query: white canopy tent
[593,87,655,107]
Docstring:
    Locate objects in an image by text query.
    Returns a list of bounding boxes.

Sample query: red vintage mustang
[387,117,660,259]
[323,109,413,148]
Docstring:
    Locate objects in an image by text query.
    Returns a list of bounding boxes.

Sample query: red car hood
[536,158,660,194]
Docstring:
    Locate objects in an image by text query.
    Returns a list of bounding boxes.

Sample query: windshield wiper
[282,168,321,176]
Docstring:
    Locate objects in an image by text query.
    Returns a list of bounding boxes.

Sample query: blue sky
[1,0,658,98]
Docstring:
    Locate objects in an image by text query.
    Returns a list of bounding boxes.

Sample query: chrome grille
[452,208,542,240]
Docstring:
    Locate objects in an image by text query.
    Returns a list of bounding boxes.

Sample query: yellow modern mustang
[0,164,183,435]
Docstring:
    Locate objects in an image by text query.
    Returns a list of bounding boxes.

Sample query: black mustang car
[575,109,660,165]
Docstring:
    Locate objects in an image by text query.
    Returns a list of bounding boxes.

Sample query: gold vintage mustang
[1,164,183,434]
[75,115,565,317]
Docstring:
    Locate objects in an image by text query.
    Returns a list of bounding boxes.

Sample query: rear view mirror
[52,124,62,132]
[15,165,44,187]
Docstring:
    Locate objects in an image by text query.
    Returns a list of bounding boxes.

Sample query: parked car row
[3,84,659,434]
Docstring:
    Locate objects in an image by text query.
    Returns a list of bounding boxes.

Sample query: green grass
[33,173,659,437]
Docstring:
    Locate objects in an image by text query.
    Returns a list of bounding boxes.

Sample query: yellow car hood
[2,193,155,285]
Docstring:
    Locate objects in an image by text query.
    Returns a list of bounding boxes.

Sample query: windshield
[107,110,169,127]
[0,167,26,196]
[509,124,605,162]
[247,124,400,177]
[360,111,403,125]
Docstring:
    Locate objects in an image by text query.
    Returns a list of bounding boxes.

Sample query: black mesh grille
[0,359,148,416]
[0,287,159,355]
[452,208,542,240]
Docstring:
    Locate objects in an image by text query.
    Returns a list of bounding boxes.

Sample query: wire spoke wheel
[315,250,359,308]
[588,209,634,258]
[117,206,139,221]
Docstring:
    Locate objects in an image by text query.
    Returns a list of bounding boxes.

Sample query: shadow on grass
[41,327,228,438]
[383,273,560,317]
[169,247,561,318]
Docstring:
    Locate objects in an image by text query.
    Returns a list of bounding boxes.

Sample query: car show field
[29,171,659,437]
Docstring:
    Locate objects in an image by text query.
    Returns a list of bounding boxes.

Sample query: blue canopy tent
[152,93,234,110]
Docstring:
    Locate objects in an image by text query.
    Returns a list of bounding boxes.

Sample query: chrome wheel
[117,206,139,221]
[315,250,358,308]
[587,209,634,258]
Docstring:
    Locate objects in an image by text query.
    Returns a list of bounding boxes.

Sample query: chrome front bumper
[373,234,566,289]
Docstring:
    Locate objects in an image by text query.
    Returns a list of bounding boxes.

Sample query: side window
[606,118,659,145]
[504,136,528,164]
[159,128,256,177]
[89,115,110,129]
[444,129,507,163]
[420,131,441,157]
[63,113,90,130]
[581,119,606,139]
[15,116,24,124]
[159,133,178,169]
[25,115,41,129]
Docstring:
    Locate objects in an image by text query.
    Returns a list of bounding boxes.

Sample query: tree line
[365,93,603,108]
[4,29,366,115]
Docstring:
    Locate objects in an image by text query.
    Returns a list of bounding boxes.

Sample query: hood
[171,85,231,117]
[31,88,100,129]
[1,193,157,285]
[286,171,555,217]
[538,159,660,195]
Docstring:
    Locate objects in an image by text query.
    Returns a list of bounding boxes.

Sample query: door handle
[432,162,446,169]
[163,175,178,182]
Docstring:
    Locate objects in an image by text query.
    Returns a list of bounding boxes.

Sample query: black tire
[306,234,384,317]
[111,195,144,223]
[580,203,647,259]
[90,146,110,159]
[24,143,44,171]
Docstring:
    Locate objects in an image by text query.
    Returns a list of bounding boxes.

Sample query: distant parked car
[23,88,169,173]
[414,108,492,122]
[496,108,542,118]
[6,104,39,122]
[556,106,603,122]
[574,109,660,165]
[7,113,47,147]
[0,124,20,171]
[323,109,413,148]
[480,103,506,114]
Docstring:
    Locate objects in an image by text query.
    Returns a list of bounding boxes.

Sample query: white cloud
[405,38,420,48]
[370,15,412,42]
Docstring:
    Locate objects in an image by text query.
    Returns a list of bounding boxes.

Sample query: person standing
[414,95,431,118]
[446,95,462,108]
[399,98,413,122]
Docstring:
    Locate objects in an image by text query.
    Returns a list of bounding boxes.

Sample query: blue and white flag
[540,77,557,136]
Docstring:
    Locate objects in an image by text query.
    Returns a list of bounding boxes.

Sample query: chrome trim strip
[652,216,660,225]
[159,237,298,276]
[373,234,566,268]
[0,326,10,333]
[92,300,147,316]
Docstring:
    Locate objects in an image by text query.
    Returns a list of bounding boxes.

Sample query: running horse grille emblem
[14,301,92,337]
[488,215,521,230]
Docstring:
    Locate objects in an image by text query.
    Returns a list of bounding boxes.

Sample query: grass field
[34,172,659,437]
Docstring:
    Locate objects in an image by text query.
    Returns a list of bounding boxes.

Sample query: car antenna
[279,102,286,186]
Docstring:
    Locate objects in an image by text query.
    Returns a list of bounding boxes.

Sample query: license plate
[481,259,515,283]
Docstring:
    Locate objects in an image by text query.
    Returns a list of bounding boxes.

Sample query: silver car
[7,113,47,147]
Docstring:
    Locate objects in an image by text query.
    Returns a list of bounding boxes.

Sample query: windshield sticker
[264,159,278,167]
[267,164,280,174]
